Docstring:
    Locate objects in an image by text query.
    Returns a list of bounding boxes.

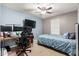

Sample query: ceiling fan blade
[37,7,42,10]
[47,7,52,10]
[46,11,54,14]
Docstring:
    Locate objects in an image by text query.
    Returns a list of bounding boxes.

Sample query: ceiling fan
[23,4,55,15]
[35,6,54,14]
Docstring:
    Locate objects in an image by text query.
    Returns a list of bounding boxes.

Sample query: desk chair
[16,26,34,56]
[16,37,32,56]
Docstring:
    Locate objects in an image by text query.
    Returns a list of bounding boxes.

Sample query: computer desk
[0,36,19,41]
[0,36,19,56]
[0,36,33,48]
[0,36,19,48]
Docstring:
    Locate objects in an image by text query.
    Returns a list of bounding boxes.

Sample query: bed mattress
[38,34,76,56]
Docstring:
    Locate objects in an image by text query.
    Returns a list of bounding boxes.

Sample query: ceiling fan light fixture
[41,11,46,14]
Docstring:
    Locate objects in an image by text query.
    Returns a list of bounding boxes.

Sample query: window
[51,19,60,34]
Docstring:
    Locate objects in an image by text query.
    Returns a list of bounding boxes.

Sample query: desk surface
[0,36,19,41]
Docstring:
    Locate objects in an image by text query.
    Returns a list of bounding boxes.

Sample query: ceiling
[3,3,78,19]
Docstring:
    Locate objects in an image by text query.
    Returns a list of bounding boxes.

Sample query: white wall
[0,5,43,39]
[43,11,77,35]
[0,4,3,25]
[60,11,77,34]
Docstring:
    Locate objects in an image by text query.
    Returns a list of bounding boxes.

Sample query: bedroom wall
[0,5,43,39]
[43,11,77,35]
[0,4,3,25]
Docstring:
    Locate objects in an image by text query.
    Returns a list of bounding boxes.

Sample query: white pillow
[63,32,70,39]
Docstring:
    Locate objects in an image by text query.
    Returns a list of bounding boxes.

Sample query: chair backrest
[18,26,33,47]
[19,32,29,47]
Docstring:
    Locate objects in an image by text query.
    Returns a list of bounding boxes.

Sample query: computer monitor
[13,26,23,31]
[23,19,36,28]
[0,25,12,32]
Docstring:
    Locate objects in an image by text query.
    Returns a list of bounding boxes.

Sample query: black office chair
[16,26,33,56]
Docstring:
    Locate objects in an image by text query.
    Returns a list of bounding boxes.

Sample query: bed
[37,34,76,56]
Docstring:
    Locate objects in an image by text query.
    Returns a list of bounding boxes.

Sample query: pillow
[63,32,70,39]
[69,33,75,39]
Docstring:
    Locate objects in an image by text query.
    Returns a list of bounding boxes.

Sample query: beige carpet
[8,40,66,56]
